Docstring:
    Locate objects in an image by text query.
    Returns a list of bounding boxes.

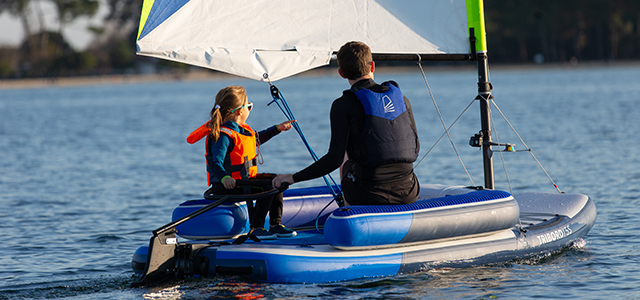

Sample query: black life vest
[347,81,419,167]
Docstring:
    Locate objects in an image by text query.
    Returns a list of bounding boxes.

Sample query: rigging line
[270,85,341,195]
[488,98,513,194]
[314,198,337,233]
[489,99,563,193]
[416,55,475,186]
[263,74,342,197]
[413,98,475,168]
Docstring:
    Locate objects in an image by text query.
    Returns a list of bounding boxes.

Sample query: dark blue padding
[324,189,516,249]
[283,185,340,198]
[332,190,512,216]
[177,185,339,207]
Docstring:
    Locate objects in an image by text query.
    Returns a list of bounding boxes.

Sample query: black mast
[470,28,495,189]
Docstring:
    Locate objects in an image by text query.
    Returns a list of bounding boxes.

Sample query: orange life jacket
[186,122,210,144]
[187,122,213,184]
[218,123,258,180]
[187,122,259,185]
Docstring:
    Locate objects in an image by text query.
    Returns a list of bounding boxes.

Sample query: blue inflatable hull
[132,185,597,283]
[325,189,518,249]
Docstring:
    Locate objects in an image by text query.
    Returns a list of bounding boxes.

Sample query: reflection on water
[140,279,271,300]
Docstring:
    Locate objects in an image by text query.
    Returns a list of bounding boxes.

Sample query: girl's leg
[242,178,293,238]
[251,194,273,229]
[267,191,295,237]
[268,192,283,227]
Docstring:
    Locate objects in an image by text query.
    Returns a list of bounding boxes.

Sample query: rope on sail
[415,56,476,187]
[263,74,343,200]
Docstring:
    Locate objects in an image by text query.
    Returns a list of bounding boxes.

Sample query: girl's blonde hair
[208,85,247,142]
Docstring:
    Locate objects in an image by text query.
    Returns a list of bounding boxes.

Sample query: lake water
[1,64,639,299]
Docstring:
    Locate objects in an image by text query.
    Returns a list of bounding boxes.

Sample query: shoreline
[1,60,637,90]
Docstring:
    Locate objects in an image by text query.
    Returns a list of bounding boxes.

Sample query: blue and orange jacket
[187,120,280,186]
[217,123,258,180]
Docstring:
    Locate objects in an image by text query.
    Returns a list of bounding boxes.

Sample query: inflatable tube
[131,246,149,275]
[324,189,519,250]
[172,186,340,240]
[132,187,596,284]
[173,201,249,240]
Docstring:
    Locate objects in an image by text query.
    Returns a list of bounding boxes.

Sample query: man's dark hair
[337,41,373,80]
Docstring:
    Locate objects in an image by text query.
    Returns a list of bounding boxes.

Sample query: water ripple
[1,67,640,299]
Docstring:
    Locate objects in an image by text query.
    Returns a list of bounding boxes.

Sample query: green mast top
[466,0,488,53]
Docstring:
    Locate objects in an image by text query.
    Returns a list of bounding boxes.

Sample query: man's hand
[272,174,294,188]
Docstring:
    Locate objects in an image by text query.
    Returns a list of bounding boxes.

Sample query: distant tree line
[485,0,640,63]
[0,0,638,79]
[0,0,149,78]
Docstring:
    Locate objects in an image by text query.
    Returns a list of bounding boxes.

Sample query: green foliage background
[1,0,638,79]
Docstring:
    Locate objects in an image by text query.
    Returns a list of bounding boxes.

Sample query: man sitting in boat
[273,41,420,205]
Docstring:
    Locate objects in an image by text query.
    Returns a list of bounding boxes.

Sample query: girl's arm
[257,125,279,144]
[257,120,296,144]
[208,134,233,181]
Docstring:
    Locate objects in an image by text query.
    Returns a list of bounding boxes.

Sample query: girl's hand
[277,120,296,132]
[222,176,236,189]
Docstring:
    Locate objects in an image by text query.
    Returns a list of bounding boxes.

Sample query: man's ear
[338,68,347,79]
[370,61,375,73]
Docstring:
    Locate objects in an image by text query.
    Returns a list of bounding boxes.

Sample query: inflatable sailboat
[131,0,597,285]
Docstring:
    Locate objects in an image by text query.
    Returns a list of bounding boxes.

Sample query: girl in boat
[187,85,297,240]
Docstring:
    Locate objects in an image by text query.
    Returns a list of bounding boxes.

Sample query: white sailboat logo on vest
[383,95,395,114]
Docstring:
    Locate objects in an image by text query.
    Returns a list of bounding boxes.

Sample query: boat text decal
[536,225,573,245]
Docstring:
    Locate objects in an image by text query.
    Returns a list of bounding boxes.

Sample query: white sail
[137,0,471,81]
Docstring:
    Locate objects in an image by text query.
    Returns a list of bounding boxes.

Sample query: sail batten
[137,0,477,81]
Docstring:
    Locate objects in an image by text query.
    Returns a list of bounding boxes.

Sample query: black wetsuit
[292,79,420,205]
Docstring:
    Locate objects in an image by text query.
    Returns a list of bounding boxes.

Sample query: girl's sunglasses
[230,102,253,113]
